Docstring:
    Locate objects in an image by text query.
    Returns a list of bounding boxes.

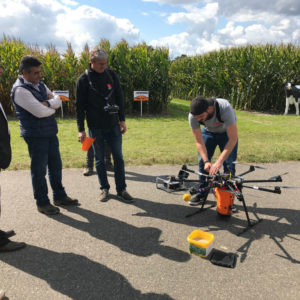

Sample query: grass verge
[7,98,300,170]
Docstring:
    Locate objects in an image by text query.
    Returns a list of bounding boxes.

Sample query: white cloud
[60,0,78,6]
[150,0,300,57]
[142,0,201,5]
[168,2,218,36]
[0,0,299,59]
[0,0,140,54]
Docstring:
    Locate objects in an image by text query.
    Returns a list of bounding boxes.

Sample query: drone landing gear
[185,194,216,218]
[237,194,263,236]
[185,192,263,236]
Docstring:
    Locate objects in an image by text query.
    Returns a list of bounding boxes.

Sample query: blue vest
[11,77,58,137]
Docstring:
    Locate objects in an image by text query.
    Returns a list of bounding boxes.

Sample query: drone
[156,164,291,235]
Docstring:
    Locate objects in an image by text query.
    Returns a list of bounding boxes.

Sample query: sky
[0,0,299,58]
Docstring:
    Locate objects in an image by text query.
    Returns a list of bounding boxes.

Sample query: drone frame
[156,164,283,235]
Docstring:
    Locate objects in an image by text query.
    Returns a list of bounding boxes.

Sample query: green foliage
[0,36,26,113]
[170,43,300,113]
[0,36,171,116]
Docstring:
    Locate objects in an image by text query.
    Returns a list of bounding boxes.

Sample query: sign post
[134,91,149,117]
[53,90,69,118]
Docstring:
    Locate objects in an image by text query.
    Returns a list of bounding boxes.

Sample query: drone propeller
[232,161,266,169]
[268,172,288,181]
[262,185,300,189]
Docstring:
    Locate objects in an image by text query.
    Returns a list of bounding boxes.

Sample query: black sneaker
[189,194,202,206]
[37,204,60,215]
[117,190,134,203]
[83,168,94,176]
[189,193,207,206]
[54,196,79,206]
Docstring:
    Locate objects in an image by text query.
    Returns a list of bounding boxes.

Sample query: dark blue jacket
[11,77,58,137]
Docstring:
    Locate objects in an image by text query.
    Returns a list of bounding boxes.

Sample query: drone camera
[178,170,189,180]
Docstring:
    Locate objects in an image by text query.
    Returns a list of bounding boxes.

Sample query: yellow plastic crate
[187,230,215,257]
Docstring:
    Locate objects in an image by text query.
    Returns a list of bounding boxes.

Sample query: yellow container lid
[187,230,215,248]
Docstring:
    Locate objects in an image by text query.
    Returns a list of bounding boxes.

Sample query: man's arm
[75,76,88,142]
[45,87,62,109]
[191,128,210,171]
[209,122,238,175]
[14,87,55,118]
[112,72,125,122]
[75,77,87,133]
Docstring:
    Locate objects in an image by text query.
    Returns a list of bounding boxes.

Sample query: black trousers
[86,140,112,168]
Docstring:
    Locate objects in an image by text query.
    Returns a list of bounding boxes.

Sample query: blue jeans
[24,136,67,206]
[198,128,238,186]
[89,125,126,193]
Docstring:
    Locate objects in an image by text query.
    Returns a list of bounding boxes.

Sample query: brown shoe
[99,189,109,202]
[0,240,26,252]
[37,204,60,215]
[0,290,5,300]
[54,196,79,206]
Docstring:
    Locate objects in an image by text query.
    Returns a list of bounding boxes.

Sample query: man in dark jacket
[76,46,133,203]
[0,62,26,252]
[11,56,78,215]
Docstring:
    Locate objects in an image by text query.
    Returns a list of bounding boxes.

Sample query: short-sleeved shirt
[188,98,236,133]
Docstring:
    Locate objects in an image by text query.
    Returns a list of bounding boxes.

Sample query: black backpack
[0,107,12,169]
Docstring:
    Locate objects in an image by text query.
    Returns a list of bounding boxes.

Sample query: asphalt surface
[0,163,300,300]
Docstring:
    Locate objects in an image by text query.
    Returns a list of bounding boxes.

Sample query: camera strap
[212,98,223,123]
[85,69,115,104]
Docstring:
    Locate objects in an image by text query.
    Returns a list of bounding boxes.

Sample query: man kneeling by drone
[188,96,238,206]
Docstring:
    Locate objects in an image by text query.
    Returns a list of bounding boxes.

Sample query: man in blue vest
[0,62,26,252]
[11,56,78,215]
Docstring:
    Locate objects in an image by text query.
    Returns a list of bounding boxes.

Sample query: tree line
[0,36,299,115]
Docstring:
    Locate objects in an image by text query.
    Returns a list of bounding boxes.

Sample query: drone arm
[181,165,210,178]
[243,176,282,183]
[243,185,281,194]
[237,165,255,177]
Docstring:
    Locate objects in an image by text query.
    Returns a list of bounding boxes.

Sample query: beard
[205,111,215,121]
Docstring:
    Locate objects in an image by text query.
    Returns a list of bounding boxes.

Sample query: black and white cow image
[284,82,300,115]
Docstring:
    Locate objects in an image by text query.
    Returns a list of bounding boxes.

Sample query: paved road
[1,163,300,299]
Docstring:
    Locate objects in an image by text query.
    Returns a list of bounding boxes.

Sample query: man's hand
[209,160,223,175]
[120,121,127,134]
[204,161,212,173]
[78,131,86,143]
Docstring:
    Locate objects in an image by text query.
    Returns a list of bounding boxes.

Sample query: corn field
[0,37,171,115]
[1,36,299,115]
[170,43,300,112]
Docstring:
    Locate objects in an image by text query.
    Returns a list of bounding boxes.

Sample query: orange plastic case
[215,187,234,215]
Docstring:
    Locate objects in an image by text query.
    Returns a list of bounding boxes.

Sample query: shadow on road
[0,245,173,300]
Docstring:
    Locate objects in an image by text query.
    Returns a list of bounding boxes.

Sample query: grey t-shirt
[188,98,236,133]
